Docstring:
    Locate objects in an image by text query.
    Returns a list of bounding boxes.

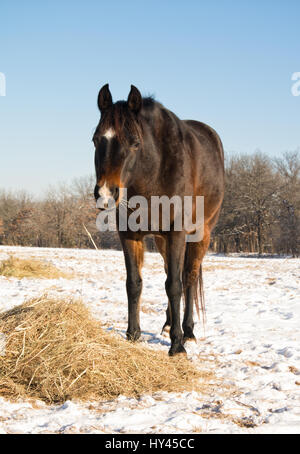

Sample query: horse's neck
[137,143,161,186]
[134,106,182,191]
[137,119,162,178]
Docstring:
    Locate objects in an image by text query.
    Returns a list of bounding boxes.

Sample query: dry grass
[0,256,69,279]
[289,366,299,375]
[199,409,258,429]
[0,296,212,404]
[245,360,261,367]
[203,264,234,272]
[232,417,257,428]
[141,305,157,315]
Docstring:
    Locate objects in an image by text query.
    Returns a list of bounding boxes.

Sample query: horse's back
[184,120,224,165]
[183,120,225,229]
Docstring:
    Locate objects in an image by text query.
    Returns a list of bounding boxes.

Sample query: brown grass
[245,361,261,367]
[203,264,234,272]
[141,305,157,315]
[0,296,213,404]
[198,409,257,429]
[0,256,69,279]
[232,417,257,428]
[289,366,299,375]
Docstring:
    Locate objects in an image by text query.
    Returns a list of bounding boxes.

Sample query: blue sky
[0,0,299,194]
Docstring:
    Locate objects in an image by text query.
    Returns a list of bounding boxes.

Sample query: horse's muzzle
[94,184,119,210]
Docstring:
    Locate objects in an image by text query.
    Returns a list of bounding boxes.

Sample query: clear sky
[0,0,299,194]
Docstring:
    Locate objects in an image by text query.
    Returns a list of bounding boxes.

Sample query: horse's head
[93,84,143,210]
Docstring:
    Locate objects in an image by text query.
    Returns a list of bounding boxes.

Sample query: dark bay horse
[93,84,224,355]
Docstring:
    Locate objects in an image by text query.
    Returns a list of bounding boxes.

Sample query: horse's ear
[127,85,142,114]
[98,84,113,113]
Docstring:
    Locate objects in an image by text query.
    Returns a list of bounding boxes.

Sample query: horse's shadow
[142,330,170,347]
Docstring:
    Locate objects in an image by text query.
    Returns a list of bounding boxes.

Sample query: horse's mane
[141,95,156,108]
[98,95,158,145]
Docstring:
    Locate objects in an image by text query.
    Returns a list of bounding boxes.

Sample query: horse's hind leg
[182,279,198,342]
[162,303,172,334]
[154,236,171,333]
[182,230,210,342]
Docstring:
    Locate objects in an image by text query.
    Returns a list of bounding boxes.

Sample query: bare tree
[0,155,299,255]
[274,150,300,256]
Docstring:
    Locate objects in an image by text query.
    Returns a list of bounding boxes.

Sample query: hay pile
[0,297,211,404]
[0,256,69,279]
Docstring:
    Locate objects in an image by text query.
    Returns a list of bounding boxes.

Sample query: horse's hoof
[183,334,197,344]
[168,343,187,356]
[126,330,141,342]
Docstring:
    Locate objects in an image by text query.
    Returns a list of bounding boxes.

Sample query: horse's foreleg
[120,236,144,341]
[165,232,186,356]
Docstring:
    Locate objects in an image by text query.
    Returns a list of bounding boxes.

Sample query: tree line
[0,151,299,256]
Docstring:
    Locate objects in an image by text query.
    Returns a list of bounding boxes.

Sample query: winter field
[0,245,299,434]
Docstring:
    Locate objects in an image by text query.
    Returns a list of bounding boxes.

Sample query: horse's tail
[183,254,206,329]
[194,264,206,327]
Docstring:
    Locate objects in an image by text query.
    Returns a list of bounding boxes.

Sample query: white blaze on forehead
[103,128,115,139]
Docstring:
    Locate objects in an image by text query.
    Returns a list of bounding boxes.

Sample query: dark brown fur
[93,84,225,355]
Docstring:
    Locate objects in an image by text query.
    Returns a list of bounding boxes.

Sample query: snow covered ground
[0,245,299,434]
